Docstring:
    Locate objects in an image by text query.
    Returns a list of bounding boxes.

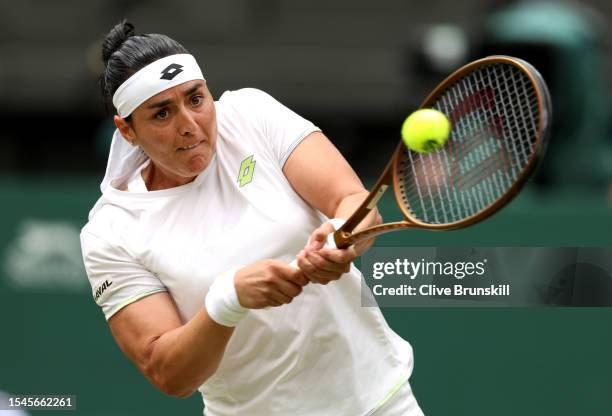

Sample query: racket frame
[333,55,552,248]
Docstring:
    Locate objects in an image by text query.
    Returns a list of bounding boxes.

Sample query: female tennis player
[80,20,424,416]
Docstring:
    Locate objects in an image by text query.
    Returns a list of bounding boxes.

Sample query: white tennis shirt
[81,88,415,415]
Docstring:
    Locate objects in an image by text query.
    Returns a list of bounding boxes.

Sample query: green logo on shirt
[238,155,256,187]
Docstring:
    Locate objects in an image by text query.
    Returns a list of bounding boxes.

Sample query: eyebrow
[146,82,205,109]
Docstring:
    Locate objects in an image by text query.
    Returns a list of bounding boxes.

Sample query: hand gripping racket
[331,55,552,249]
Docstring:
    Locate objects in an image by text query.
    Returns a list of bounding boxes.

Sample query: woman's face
[115,80,217,187]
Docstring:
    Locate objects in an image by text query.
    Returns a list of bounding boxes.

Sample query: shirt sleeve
[226,88,322,167]
[80,231,167,321]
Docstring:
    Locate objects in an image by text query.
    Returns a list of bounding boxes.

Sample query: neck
[142,162,196,191]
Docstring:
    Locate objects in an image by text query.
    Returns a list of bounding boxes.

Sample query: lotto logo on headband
[160,63,184,80]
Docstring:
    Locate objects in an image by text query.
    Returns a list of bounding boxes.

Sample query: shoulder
[215,88,283,142]
[216,88,285,121]
[81,202,134,251]
[217,87,277,107]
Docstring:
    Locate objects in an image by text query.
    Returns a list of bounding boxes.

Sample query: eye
[191,95,204,106]
[155,109,169,120]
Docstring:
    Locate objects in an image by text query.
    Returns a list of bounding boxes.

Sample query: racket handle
[332,230,351,249]
[335,221,413,248]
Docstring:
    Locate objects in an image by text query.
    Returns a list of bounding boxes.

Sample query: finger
[273,278,303,299]
[298,252,338,278]
[297,253,341,282]
[267,299,283,308]
[288,271,310,287]
[317,246,358,264]
[263,287,293,306]
[305,250,348,274]
[306,223,335,250]
[275,263,310,286]
[296,254,329,284]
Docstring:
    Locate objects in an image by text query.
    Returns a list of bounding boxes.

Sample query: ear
[114,115,137,146]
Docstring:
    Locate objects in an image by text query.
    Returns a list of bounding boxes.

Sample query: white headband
[112,53,205,118]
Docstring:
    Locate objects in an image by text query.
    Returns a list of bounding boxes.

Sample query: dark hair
[99,20,189,115]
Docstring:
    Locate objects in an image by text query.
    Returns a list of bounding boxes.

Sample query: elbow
[159,383,196,399]
[146,361,218,399]
[153,374,195,398]
[139,332,225,399]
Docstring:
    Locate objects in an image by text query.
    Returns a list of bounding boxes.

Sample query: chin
[186,153,212,175]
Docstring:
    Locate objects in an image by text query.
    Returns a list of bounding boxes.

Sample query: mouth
[177,140,205,151]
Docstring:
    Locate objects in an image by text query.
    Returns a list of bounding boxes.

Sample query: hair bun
[102,20,135,65]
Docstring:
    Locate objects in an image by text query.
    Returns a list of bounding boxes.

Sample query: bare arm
[283,131,382,283]
[108,292,233,398]
[283,131,375,220]
[283,131,382,248]
[107,261,308,398]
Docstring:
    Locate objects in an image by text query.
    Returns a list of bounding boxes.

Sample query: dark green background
[1,177,611,415]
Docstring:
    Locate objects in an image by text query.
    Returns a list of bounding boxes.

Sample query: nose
[176,107,198,136]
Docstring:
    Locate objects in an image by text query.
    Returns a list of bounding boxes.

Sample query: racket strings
[398,63,540,224]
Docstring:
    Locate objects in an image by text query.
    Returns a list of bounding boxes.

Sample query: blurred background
[0,0,611,415]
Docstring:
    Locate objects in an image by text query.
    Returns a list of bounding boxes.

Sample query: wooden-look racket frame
[333,56,552,249]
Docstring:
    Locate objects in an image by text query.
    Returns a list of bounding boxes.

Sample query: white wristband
[205,266,249,327]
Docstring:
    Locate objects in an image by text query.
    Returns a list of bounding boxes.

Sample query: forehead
[140,80,206,108]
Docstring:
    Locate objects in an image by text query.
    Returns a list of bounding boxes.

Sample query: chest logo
[238,155,256,187]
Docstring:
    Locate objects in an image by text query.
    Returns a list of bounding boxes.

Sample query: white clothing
[81,88,419,415]
[368,381,424,416]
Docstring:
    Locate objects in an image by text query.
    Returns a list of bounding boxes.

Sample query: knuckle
[256,294,268,306]
[308,255,322,268]
[307,274,320,284]
[265,260,279,271]
[291,269,304,280]
[300,262,314,273]
[262,275,276,285]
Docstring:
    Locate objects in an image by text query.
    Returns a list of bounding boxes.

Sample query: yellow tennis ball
[401,109,451,153]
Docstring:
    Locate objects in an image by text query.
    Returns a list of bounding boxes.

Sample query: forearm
[145,308,234,397]
[333,190,382,255]
[334,190,382,231]
[297,190,381,282]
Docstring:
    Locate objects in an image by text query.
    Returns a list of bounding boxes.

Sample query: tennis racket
[332,55,552,249]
